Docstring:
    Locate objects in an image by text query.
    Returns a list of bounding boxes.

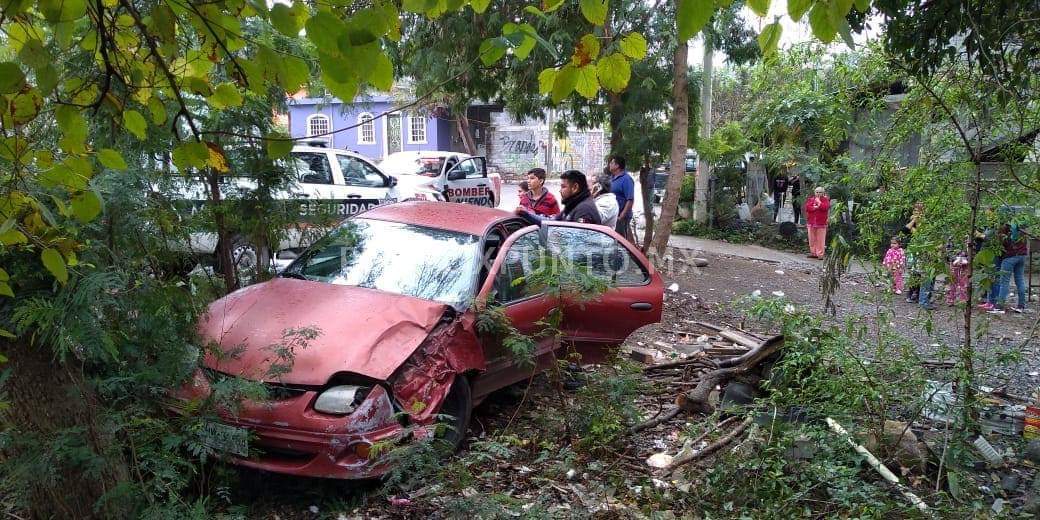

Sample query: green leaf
[478,37,508,66]
[542,0,565,12]
[837,16,855,48]
[470,0,490,13]
[524,5,547,18]
[758,22,782,56]
[172,141,209,170]
[551,64,579,104]
[503,23,537,61]
[677,0,714,41]
[854,0,870,12]
[0,329,13,340]
[747,0,770,17]
[808,2,837,43]
[596,52,631,92]
[369,53,394,91]
[579,0,608,25]
[306,11,347,54]
[70,191,102,223]
[0,229,26,245]
[0,282,12,298]
[619,32,647,60]
[56,105,87,153]
[123,110,148,140]
[538,68,558,96]
[148,97,167,125]
[266,133,293,159]
[788,0,811,20]
[0,267,8,281]
[97,149,127,171]
[828,0,853,27]
[41,248,68,284]
[574,65,599,99]
[208,83,244,109]
[270,2,307,37]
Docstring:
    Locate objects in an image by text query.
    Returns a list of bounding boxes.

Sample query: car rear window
[284,218,481,307]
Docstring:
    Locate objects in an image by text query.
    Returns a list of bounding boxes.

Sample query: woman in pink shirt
[803,186,831,259]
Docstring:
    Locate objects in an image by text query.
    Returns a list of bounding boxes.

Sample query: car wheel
[436,376,472,451]
[218,236,270,286]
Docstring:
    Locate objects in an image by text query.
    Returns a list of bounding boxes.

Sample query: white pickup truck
[379,151,502,208]
[162,145,444,280]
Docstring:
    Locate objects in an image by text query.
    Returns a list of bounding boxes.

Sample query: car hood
[198,278,448,385]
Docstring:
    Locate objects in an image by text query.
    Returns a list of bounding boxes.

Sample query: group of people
[881,202,1031,313]
[514,155,635,241]
[771,172,804,224]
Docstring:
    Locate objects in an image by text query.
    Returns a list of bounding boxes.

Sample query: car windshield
[284,218,481,307]
[416,157,445,177]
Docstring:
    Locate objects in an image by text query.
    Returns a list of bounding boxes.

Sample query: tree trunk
[650,40,689,257]
[0,341,130,518]
[609,94,624,151]
[694,35,713,224]
[457,115,478,156]
[638,162,655,251]
[209,169,238,293]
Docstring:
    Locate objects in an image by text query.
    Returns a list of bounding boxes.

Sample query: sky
[688,3,885,67]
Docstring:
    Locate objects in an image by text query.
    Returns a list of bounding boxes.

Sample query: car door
[335,154,395,216]
[471,226,559,398]
[444,157,494,207]
[544,223,664,358]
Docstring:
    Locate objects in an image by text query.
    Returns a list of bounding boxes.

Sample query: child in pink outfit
[947,249,970,305]
[882,237,906,294]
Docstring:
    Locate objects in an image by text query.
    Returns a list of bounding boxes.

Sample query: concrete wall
[486,111,607,176]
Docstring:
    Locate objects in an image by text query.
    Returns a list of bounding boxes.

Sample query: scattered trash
[389,497,411,507]
[992,498,1006,514]
[784,304,796,314]
[980,404,1025,436]
[771,291,785,297]
[1030,371,1039,378]
[565,468,577,480]
[668,283,680,292]
[653,439,668,450]
[461,487,479,498]
[1025,406,1040,440]
[751,290,762,298]
[1001,473,1021,493]
[646,453,674,468]
[973,436,1004,465]
[922,381,956,424]
[774,270,785,275]
[1025,440,1040,465]
[652,478,670,489]
[309,505,319,514]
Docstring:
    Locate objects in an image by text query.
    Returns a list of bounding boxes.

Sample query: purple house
[286,94,454,161]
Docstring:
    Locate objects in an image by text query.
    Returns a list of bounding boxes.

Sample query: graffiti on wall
[489,127,607,176]
[492,130,543,173]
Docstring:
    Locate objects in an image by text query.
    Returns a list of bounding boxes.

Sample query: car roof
[385,150,469,159]
[292,145,367,158]
[361,200,513,236]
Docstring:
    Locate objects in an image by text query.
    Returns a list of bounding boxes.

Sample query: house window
[307,114,330,138]
[357,113,375,144]
[408,113,427,144]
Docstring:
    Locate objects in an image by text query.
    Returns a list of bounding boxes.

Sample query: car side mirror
[387,175,398,187]
[447,169,466,181]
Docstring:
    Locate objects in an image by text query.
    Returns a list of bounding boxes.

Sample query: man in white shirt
[592,171,619,229]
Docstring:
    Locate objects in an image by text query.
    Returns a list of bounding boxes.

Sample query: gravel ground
[654,248,1040,394]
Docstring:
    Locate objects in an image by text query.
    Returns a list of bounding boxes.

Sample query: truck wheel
[436,376,473,451]
[217,236,269,286]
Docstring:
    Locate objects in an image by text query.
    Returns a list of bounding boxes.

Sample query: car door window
[449,157,485,180]
[294,152,333,184]
[337,155,387,188]
[547,227,649,286]
[493,231,545,304]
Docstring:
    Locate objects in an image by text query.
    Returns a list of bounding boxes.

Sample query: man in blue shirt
[608,155,635,241]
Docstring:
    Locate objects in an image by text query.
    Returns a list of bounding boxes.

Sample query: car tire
[436,376,473,451]
[217,235,270,286]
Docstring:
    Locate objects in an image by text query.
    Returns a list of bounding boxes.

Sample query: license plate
[200,421,248,457]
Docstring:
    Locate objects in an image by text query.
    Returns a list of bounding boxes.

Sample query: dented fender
[389,314,484,423]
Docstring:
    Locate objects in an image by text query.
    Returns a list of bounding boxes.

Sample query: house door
[386,113,403,154]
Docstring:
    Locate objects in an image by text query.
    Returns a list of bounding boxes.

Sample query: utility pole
[694,33,713,223]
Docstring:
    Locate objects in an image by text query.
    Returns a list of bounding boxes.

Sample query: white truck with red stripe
[379,151,502,208]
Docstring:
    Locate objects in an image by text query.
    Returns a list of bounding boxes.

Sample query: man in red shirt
[804,186,830,259]
[517,167,560,217]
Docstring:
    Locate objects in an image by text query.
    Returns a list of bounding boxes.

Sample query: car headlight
[313,385,369,415]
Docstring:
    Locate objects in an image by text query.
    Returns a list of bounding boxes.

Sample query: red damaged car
[175,201,663,479]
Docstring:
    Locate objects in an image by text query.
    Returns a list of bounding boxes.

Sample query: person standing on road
[517,168,560,217]
[982,223,1030,314]
[789,172,803,224]
[804,186,831,259]
[772,173,789,223]
[608,155,635,241]
[592,172,619,229]
[516,170,601,225]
